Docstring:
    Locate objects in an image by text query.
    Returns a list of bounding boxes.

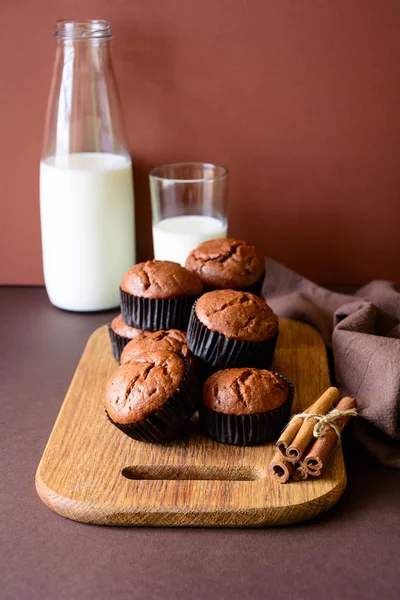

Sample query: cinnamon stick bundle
[303,397,357,476]
[277,387,341,462]
[269,451,294,484]
[270,388,357,484]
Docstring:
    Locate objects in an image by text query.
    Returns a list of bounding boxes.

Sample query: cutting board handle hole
[121,466,267,481]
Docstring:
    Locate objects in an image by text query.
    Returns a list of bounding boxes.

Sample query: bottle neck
[54,34,113,73]
[53,20,114,92]
[42,19,129,160]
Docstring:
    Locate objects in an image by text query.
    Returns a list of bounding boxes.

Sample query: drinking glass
[149,162,228,265]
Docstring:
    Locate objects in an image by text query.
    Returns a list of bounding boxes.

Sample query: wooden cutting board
[36,319,346,526]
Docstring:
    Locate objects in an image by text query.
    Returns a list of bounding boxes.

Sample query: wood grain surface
[35,319,346,526]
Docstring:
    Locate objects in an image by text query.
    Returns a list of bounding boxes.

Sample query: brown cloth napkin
[262,258,400,468]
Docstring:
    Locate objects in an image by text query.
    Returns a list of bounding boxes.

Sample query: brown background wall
[1,0,399,285]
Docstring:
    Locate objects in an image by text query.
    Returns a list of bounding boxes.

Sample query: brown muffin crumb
[104,350,185,424]
[121,260,203,299]
[195,289,278,342]
[203,368,289,415]
[120,329,189,364]
[185,238,264,289]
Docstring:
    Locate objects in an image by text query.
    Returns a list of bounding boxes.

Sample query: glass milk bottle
[40,20,135,311]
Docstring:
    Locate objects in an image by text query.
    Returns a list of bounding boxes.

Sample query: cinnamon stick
[276,386,340,459]
[276,416,305,458]
[292,461,308,481]
[285,387,341,462]
[304,397,357,476]
[269,451,294,484]
[276,398,318,457]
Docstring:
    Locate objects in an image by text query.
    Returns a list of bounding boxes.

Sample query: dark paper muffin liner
[106,358,200,443]
[108,325,131,363]
[186,304,278,369]
[200,373,294,446]
[196,358,219,384]
[120,289,198,332]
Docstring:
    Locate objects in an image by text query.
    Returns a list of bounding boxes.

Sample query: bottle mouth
[55,20,112,41]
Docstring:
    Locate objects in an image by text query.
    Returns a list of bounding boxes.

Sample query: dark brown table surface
[1,287,399,600]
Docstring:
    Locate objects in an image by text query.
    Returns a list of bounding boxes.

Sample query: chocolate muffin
[108,314,143,362]
[201,368,294,445]
[105,350,199,442]
[120,260,204,331]
[120,329,191,364]
[186,289,279,369]
[185,238,265,295]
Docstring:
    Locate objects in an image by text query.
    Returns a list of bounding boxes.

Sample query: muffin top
[121,260,203,299]
[203,368,289,415]
[110,314,143,339]
[120,329,189,364]
[185,238,265,289]
[194,290,278,342]
[104,350,185,424]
